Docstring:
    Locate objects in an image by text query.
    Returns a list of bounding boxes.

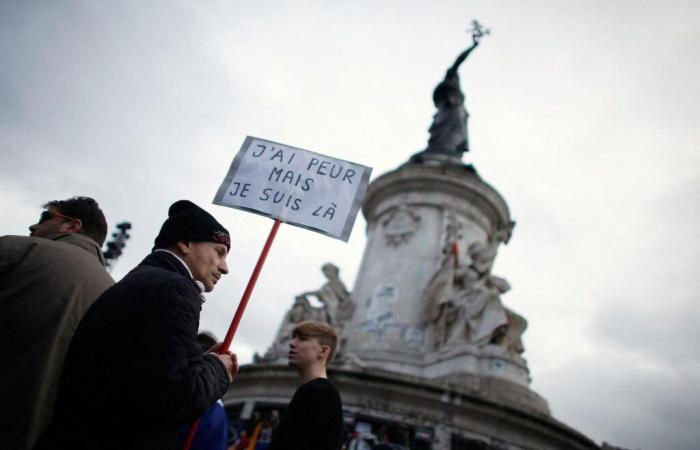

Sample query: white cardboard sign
[213,136,372,242]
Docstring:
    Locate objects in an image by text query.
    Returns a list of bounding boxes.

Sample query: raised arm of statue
[417,19,489,160]
[446,40,479,80]
[295,291,314,301]
[445,20,488,79]
[486,275,511,294]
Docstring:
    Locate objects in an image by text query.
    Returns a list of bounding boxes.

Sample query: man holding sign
[37,200,238,450]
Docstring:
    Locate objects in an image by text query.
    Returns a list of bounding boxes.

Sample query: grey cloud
[539,350,700,450]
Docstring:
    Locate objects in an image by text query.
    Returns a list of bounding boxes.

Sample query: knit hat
[153,200,230,252]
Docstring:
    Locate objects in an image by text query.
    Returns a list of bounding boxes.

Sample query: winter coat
[36,250,231,450]
[0,232,114,450]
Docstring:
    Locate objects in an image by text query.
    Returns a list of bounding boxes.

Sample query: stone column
[343,162,520,382]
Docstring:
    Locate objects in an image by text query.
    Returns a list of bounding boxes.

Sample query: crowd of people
[0,196,411,450]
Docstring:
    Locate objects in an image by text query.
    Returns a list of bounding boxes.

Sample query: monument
[224,22,601,450]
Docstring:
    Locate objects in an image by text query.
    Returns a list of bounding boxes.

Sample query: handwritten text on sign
[213,136,372,241]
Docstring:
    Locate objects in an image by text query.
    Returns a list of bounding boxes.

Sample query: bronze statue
[424,21,490,160]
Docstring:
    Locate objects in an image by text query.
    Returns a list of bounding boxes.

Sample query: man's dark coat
[37,251,230,450]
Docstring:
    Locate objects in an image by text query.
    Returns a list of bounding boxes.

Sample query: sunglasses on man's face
[38,210,79,224]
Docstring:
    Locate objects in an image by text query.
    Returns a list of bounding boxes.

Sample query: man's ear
[176,241,191,255]
[62,218,82,234]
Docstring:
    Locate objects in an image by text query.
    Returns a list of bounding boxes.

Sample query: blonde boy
[269,321,344,450]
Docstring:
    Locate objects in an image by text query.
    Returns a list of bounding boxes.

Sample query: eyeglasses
[38,210,80,224]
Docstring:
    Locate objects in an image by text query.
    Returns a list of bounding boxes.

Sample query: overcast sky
[2,1,699,449]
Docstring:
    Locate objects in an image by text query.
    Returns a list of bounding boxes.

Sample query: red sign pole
[183,218,282,450]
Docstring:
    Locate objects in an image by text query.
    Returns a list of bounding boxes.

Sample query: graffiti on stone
[401,326,425,347]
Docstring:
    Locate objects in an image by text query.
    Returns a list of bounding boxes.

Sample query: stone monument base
[223,364,600,450]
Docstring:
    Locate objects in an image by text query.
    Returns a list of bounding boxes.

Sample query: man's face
[29,208,80,237]
[288,332,327,369]
[179,241,229,292]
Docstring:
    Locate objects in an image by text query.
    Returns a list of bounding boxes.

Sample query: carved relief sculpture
[423,241,523,353]
[382,205,421,246]
[295,263,355,327]
[260,263,355,361]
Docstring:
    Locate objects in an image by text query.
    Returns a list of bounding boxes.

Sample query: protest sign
[213,136,372,241]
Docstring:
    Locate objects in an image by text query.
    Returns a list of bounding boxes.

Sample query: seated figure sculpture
[260,263,354,362]
[424,241,523,353]
[295,263,355,328]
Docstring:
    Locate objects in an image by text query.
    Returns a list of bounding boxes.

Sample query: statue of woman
[426,21,488,159]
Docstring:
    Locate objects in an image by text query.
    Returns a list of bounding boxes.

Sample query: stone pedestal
[241,160,602,449]
[223,365,599,450]
[342,162,527,390]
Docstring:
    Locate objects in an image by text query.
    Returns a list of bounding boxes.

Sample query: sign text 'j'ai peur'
[213,136,372,241]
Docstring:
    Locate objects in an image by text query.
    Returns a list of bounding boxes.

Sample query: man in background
[372,424,410,450]
[0,196,114,450]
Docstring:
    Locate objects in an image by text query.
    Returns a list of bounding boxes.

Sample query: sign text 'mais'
[213,136,372,241]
